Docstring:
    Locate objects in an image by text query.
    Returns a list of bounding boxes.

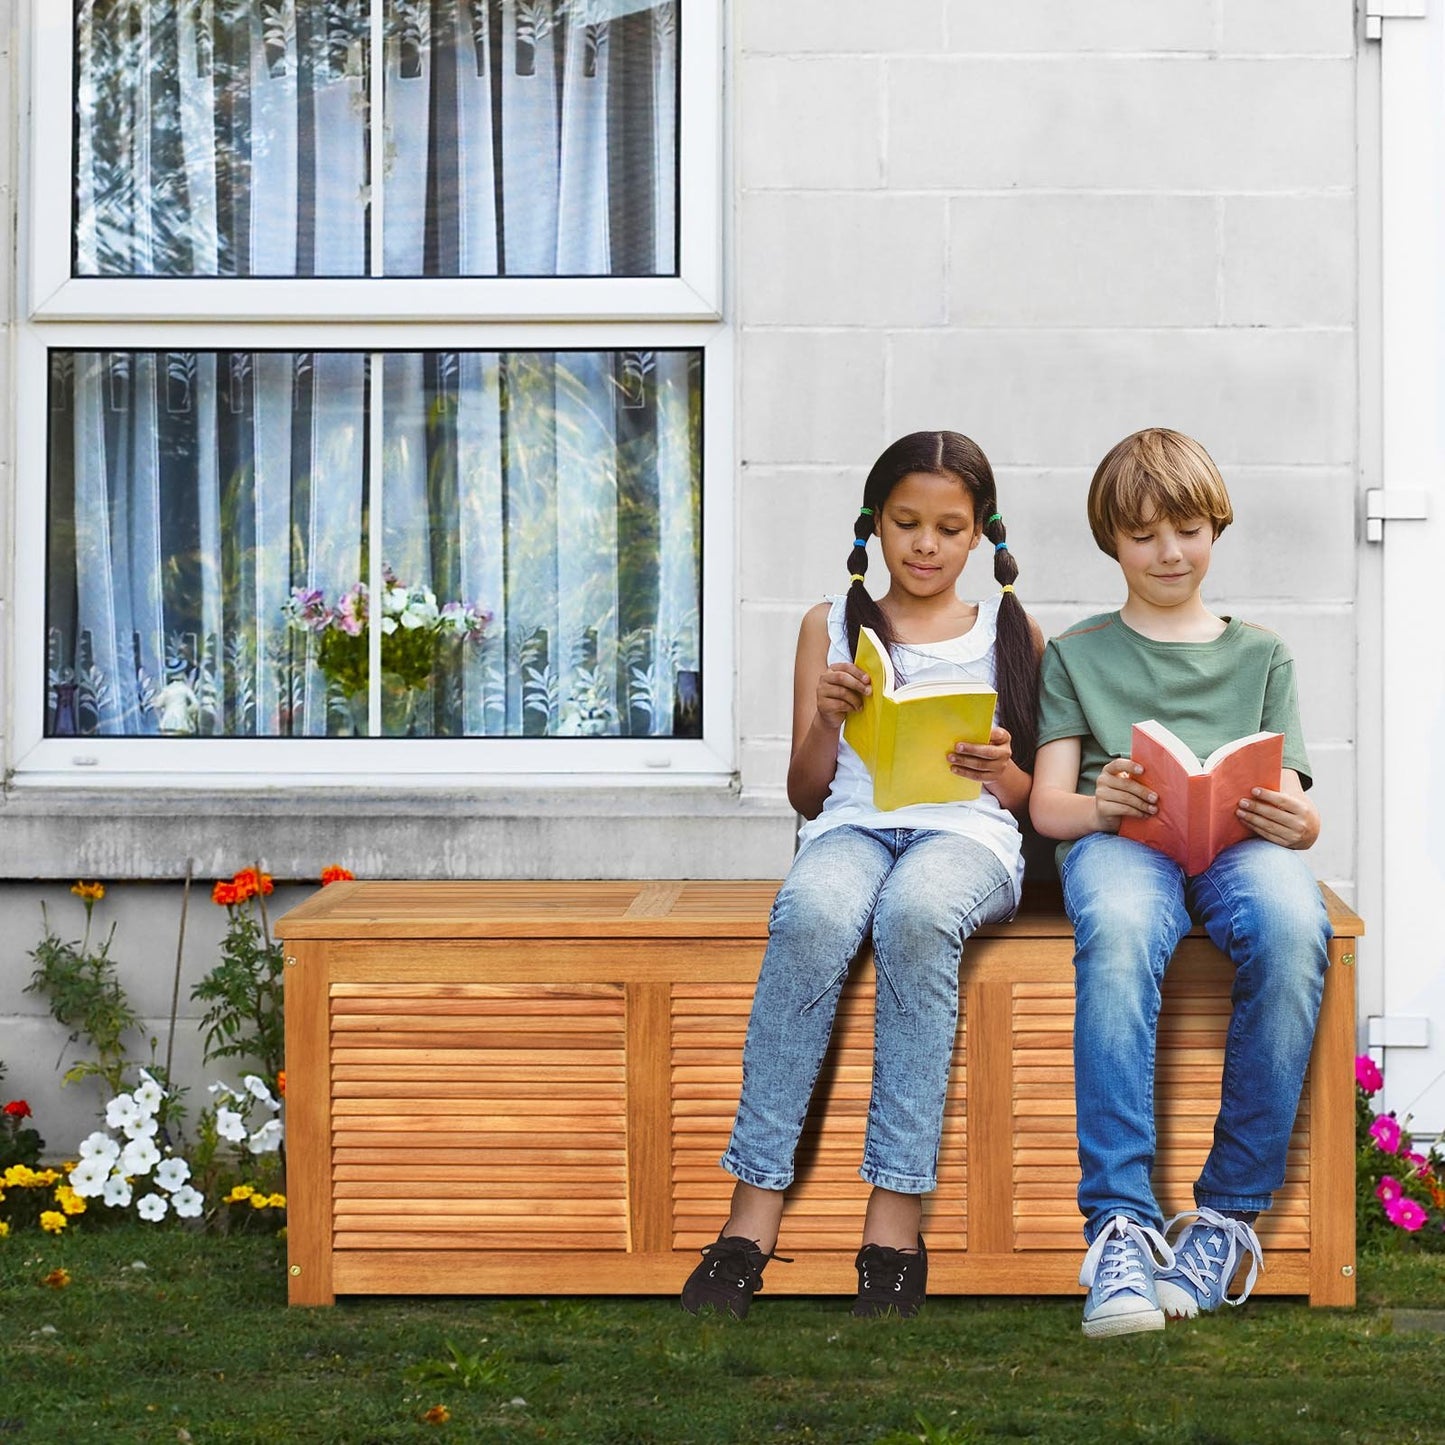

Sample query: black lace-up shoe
[852,1234,928,1319]
[680,1234,778,1319]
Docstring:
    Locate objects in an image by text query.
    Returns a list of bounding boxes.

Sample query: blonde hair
[1086,428,1233,558]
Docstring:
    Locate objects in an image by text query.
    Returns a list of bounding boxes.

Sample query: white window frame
[28,0,721,321]
[11,0,733,789]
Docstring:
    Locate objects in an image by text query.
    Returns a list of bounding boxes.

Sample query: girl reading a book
[680,431,1042,1320]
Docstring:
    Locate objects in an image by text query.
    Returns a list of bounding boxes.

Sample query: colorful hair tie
[1000,584,1015,594]
[850,573,866,584]
[988,513,1002,525]
[994,540,1008,552]
[858,507,873,517]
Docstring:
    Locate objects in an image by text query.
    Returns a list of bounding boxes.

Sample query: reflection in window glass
[74,0,370,277]
[72,0,680,279]
[46,350,369,736]
[45,349,702,740]
[383,0,678,276]
[381,350,701,736]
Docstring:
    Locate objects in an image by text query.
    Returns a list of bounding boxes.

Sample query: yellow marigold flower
[266,1193,287,1209]
[54,1184,87,1216]
[6,1165,36,1188]
[39,1211,67,1234]
[224,1185,255,1204]
[36,1170,61,1188]
[249,1193,270,1209]
[0,1220,9,1238]
[42,1267,71,1288]
[71,880,106,901]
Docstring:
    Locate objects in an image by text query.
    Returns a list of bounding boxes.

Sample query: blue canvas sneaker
[1078,1215,1174,1338]
[1155,1207,1263,1318]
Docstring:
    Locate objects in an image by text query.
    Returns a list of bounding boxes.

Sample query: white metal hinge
[1366,0,1427,40]
[1365,487,1430,542]
[1367,1016,1431,1047]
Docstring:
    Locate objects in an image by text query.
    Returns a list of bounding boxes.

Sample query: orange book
[1118,720,1284,875]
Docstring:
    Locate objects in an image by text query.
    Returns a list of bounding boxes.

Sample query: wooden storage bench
[276,879,1361,1308]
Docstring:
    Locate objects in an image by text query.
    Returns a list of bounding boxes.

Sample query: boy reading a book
[1029,428,1330,1338]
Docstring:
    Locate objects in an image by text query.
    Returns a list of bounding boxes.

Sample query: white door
[1374,2,1445,1132]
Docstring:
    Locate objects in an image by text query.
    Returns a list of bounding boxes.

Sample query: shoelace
[696,1237,789,1292]
[1162,1208,1263,1306]
[858,1247,915,1297]
[1079,1216,1174,1300]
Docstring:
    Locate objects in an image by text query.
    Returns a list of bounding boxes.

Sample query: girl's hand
[948,725,1013,787]
[1238,786,1320,849]
[815,662,871,730]
[1091,758,1157,833]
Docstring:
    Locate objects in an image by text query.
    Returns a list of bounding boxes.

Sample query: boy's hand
[815,663,870,730]
[1091,758,1157,833]
[949,725,1013,784]
[1238,786,1320,850]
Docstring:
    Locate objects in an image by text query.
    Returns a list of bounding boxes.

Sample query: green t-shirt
[1037,611,1313,804]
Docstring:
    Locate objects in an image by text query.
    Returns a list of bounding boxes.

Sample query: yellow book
[842,626,997,810]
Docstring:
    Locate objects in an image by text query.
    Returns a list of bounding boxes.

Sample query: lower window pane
[45,347,703,742]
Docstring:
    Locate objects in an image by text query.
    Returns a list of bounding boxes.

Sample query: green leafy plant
[25,882,139,1097]
[192,868,285,1082]
[403,1340,510,1393]
[0,1099,45,1173]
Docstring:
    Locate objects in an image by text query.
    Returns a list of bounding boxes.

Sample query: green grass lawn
[2,1228,1443,1444]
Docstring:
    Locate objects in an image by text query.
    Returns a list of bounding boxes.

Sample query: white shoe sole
[1081,1306,1166,1338]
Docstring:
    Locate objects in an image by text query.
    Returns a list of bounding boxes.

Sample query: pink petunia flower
[1376,1175,1403,1205]
[1355,1055,1384,1095]
[1370,1114,1402,1154]
[1386,1196,1427,1232]
[1401,1150,1432,1179]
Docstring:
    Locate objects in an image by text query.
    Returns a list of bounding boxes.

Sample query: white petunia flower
[69,1157,110,1197]
[119,1136,161,1176]
[215,1108,248,1143]
[105,1093,140,1130]
[103,1173,133,1209]
[171,1186,205,1219]
[122,1113,159,1141]
[133,1078,164,1114]
[248,1119,284,1155]
[154,1157,191,1192]
[78,1131,121,1165]
[136,1193,168,1222]
[242,1075,276,1106]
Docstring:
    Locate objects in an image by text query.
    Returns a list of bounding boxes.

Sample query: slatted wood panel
[278,880,1360,1305]
[1011,959,1310,1253]
[329,982,629,1251]
[671,977,969,1252]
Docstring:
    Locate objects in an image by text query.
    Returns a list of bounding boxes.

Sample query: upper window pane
[74,0,372,277]
[73,0,680,279]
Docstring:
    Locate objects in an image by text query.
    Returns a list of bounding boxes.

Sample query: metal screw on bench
[285,955,297,967]
[1341,953,1355,966]
[1342,1265,1355,1277]
[290,1266,302,1276]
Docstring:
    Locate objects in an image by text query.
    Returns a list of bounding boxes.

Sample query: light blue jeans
[1061,832,1331,1241]
[722,825,1014,1195]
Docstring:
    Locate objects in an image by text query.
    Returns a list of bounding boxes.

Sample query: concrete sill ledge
[0,785,798,881]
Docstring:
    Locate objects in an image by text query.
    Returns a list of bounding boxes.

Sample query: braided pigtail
[982,509,1039,773]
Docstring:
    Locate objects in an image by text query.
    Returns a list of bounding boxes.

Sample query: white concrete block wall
[734,0,1360,907]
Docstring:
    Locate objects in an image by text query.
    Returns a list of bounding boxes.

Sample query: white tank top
[795,594,1025,905]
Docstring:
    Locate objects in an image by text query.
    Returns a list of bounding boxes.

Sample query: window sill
[0,783,796,882]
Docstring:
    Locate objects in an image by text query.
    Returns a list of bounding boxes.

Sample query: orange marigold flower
[276,1070,286,1098]
[320,865,356,885]
[42,1267,71,1289]
[422,1406,450,1425]
[71,881,105,901]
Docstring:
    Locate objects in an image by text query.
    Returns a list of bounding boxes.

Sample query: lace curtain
[46,349,702,738]
[74,0,678,278]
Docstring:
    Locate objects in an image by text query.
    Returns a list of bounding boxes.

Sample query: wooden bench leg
[1307,936,1357,1307]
